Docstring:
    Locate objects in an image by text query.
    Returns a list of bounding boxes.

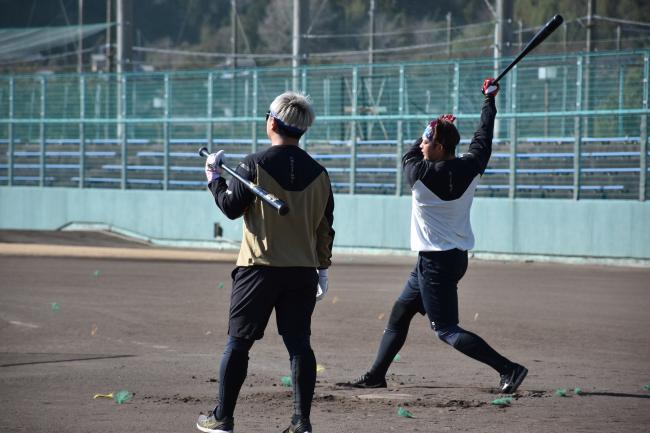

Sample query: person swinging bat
[337,77,528,393]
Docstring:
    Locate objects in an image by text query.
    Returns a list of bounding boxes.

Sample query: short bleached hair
[269,91,316,133]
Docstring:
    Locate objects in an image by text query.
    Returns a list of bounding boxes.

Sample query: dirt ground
[0,231,649,433]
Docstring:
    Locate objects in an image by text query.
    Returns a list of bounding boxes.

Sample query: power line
[305,0,329,35]
[309,34,494,58]
[591,14,650,28]
[482,0,497,19]
[0,46,95,66]
[175,0,195,46]
[516,19,573,34]
[303,20,494,39]
[235,8,255,64]
[132,46,293,59]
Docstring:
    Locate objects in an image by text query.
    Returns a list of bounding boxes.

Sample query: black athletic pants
[214,266,318,423]
[368,249,514,379]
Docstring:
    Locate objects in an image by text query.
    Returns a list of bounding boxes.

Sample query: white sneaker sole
[196,423,233,433]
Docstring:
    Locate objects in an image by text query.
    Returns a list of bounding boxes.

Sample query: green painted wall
[1,187,648,260]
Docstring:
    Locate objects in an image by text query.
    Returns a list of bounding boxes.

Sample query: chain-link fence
[0,49,648,200]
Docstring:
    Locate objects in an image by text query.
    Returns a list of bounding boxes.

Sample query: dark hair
[434,120,460,156]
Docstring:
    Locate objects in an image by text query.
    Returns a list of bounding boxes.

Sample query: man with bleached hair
[197,91,335,433]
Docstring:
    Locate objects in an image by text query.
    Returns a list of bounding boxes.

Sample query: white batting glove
[316,268,329,302]
[205,150,225,183]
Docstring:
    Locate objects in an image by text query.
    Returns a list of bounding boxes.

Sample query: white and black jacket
[402,97,496,252]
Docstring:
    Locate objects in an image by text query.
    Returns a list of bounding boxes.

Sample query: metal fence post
[7,77,14,186]
[251,70,258,154]
[452,62,460,114]
[39,76,46,187]
[618,64,625,136]
[207,72,214,153]
[509,67,518,198]
[79,75,86,188]
[301,67,308,149]
[573,56,583,200]
[640,52,649,201]
[349,67,358,194]
[561,64,568,135]
[243,78,250,122]
[396,65,405,196]
[324,78,331,141]
[120,74,127,189]
[163,73,170,190]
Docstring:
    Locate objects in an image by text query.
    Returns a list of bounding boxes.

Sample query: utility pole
[368,0,375,67]
[367,0,376,139]
[493,0,512,78]
[116,0,133,181]
[494,0,502,76]
[230,0,238,129]
[584,0,595,136]
[106,0,112,72]
[586,0,594,54]
[292,0,301,90]
[78,0,84,73]
[446,12,452,57]
[494,0,513,138]
[496,0,514,57]
[116,0,133,74]
[230,0,237,70]
[292,0,309,91]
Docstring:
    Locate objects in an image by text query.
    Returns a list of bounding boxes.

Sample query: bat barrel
[492,15,563,86]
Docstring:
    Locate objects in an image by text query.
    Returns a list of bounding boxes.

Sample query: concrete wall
[1,187,649,261]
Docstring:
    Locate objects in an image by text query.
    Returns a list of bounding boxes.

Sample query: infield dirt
[1,232,649,432]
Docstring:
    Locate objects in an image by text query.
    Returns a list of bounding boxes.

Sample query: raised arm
[466,96,497,174]
[465,78,500,174]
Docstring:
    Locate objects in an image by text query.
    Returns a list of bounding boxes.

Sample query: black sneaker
[499,364,528,394]
[336,372,387,389]
[281,418,312,433]
[196,412,234,433]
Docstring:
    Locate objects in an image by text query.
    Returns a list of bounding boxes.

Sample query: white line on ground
[8,320,40,329]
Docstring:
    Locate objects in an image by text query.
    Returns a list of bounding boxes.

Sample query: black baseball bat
[199,147,289,216]
[492,14,564,85]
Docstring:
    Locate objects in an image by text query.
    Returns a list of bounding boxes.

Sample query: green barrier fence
[0,49,648,200]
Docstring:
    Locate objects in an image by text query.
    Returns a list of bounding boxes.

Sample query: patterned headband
[422,114,456,141]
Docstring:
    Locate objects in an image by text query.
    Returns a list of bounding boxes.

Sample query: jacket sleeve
[465,96,497,175]
[316,178,335,269]
[401,139,428,188]
[208,156,256,220]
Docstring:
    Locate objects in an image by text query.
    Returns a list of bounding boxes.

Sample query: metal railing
[0,49,648,200]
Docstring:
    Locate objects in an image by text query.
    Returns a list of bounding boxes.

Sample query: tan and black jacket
[209,144,335,268]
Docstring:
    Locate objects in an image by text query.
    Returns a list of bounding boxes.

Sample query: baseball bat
[199,147,289,216]
[492,14,564,85]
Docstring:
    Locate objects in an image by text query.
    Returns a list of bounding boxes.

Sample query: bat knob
[198,146,209,157]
